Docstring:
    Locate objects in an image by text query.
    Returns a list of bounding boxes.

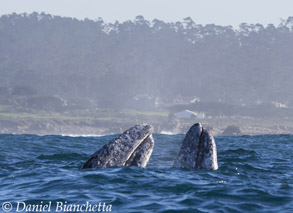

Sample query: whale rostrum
[82,124,154,169]
[173,123,218,170]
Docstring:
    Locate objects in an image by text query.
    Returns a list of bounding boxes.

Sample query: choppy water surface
[0,133,292,212]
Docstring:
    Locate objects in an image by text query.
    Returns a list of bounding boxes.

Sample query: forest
[0,12,293,115]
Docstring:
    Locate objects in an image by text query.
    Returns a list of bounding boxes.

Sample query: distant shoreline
[1,116,293,136]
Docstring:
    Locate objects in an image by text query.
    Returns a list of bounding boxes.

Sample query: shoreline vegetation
[1,104,293,136]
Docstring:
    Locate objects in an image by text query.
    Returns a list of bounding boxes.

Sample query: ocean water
[0,133,292,212]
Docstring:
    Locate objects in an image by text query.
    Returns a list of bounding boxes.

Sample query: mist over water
[0,133,292,212]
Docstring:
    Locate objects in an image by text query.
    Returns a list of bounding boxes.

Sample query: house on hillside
[173,96,200,105]
[129,94,157,109]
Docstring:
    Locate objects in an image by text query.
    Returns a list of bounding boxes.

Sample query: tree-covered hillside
[1,12,293,109]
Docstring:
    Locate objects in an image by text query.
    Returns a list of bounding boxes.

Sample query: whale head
[82,124,154,169]
[174,123,218,170]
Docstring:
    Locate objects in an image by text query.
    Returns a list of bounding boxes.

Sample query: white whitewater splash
[160,131,180,135]
[60,134,106,137]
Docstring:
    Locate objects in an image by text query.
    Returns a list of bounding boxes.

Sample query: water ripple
[0,134,292,212]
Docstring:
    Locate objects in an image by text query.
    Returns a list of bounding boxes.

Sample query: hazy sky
[1,0,292,27]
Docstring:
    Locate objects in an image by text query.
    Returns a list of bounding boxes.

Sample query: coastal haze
[1,1,293,135]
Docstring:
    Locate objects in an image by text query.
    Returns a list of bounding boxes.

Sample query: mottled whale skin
[82,124,154,169]
[174,123,218,170]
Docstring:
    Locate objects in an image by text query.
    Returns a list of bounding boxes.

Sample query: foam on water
[60,134,106,137]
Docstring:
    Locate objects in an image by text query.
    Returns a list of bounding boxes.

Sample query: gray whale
[82,123,217,170]
[174,123,218,170]
[82,124,154,169]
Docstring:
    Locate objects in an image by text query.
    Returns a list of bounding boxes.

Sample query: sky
[0,0,292,27]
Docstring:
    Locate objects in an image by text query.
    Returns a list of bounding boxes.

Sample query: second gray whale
[174,123,218,170]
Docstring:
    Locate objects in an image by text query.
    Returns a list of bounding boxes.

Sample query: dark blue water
[0,133,292,212]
